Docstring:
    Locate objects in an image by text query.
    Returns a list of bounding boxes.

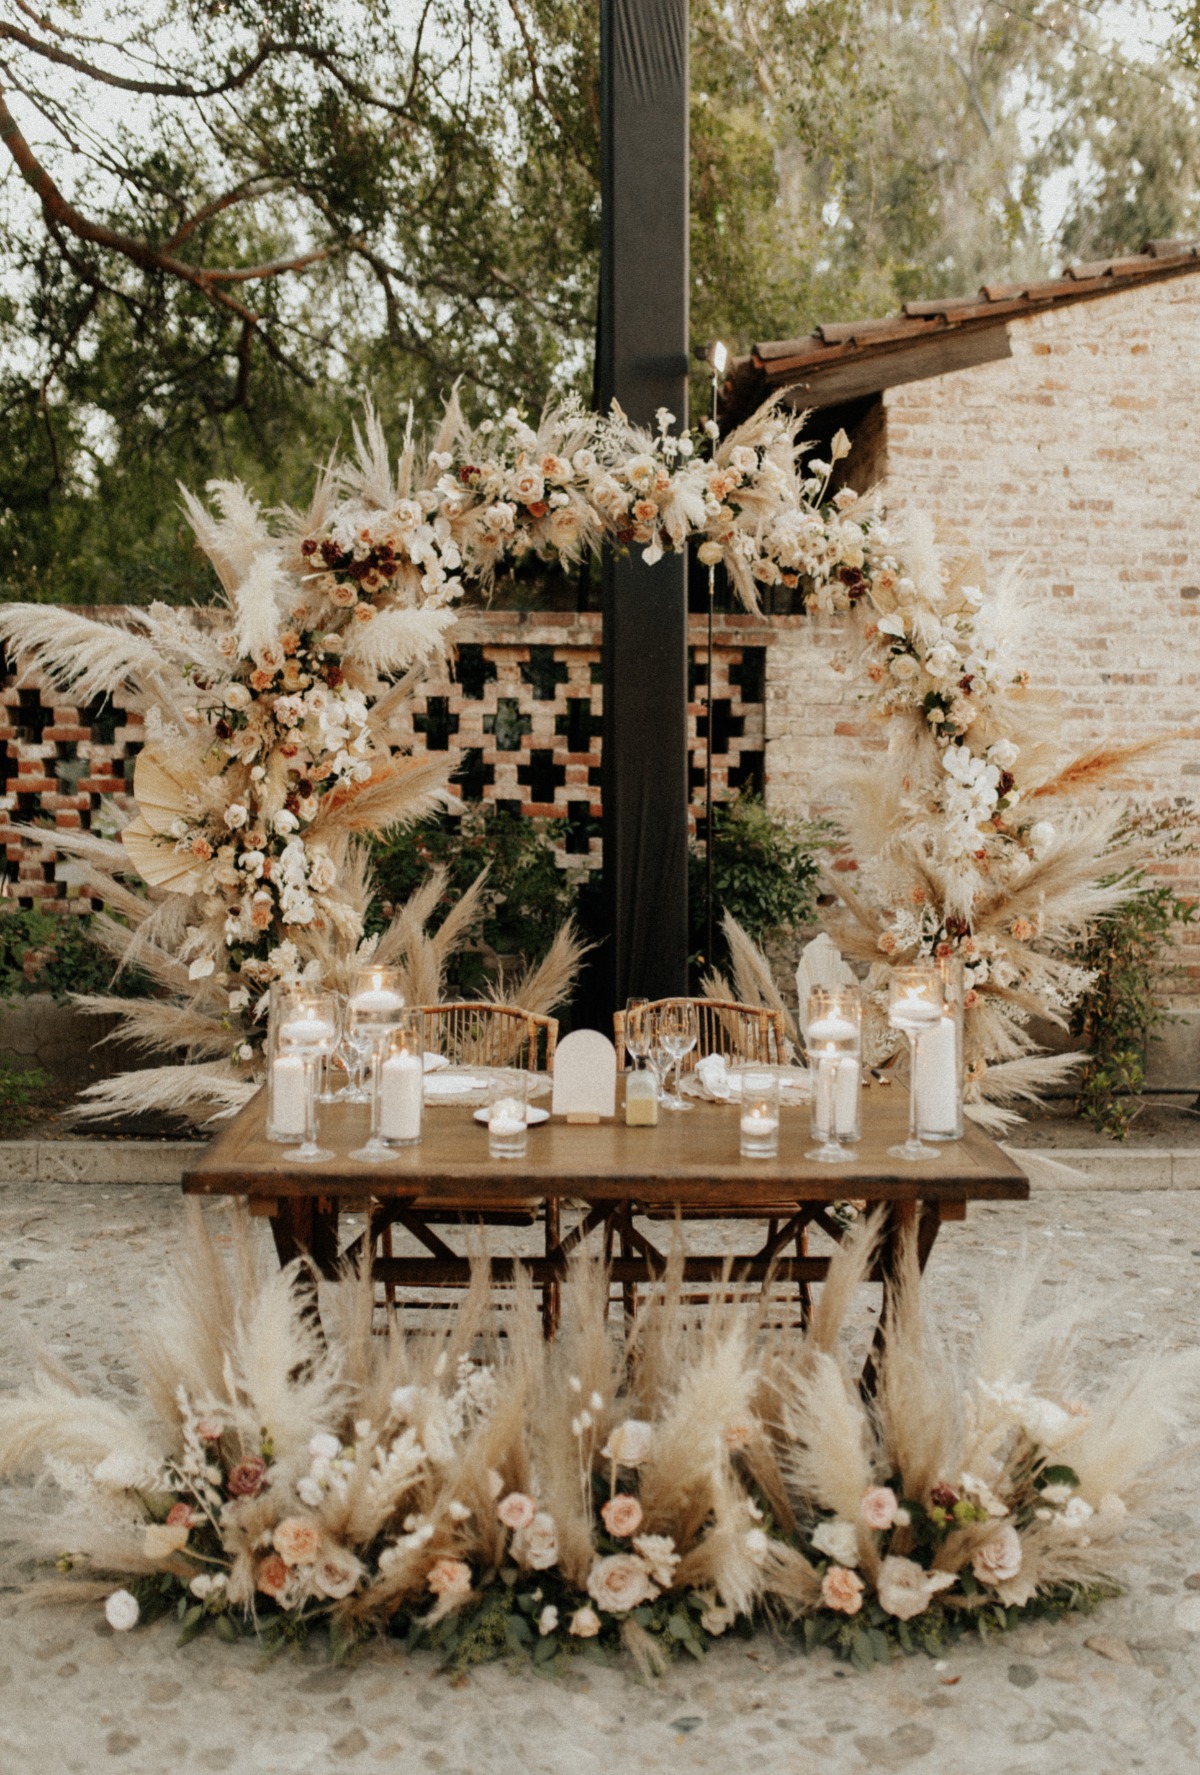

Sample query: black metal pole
[704,358,720,974]
[599,0,690,1008]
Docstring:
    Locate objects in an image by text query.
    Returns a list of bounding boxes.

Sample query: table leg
[543,1198,561,1339]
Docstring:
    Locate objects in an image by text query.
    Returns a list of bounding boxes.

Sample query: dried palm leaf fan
[131,749,195,835]
[119,815,203,893]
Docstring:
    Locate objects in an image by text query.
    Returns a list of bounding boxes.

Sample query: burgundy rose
[930,1483,959,1510]
[227,1456,269,1498]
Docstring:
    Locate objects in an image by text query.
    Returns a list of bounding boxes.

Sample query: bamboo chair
[374,1003,559,1322]
[612,997,788,1072]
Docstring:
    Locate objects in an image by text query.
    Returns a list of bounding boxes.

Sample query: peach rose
[273,1516,322,1566]
[821,1565,864,1615]
[191,837,213,861]
[569,1605,602,1638]
[426,1557,472,1599]
[861,1486,899,1531]
[257,1553,291,1598]
[249,669,274,692]
[1010,918,1034,942]
[586,1553,657,1614]
[166,1503,198,1529]
[330,584,358,607]
[601,1494,643,1538]
[496,1491,537,1531]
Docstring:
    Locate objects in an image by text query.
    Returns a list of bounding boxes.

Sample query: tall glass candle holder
[887,966,944,1162]
[804,984,861,1163]
[916,956,964,1142]
[739,1066,780,1159]
[266,984,309,1143]
[347,967,407,1164]
[353,1013,424,1161]
[274,989,338,1163]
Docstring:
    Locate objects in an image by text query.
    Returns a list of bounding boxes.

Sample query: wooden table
[182,1089,1029,1337]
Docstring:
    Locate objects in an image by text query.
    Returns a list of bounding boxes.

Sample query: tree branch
[0,21,277,99]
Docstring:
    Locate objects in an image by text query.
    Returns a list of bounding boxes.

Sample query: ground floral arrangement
[0,1208,1189,1677]
[0,394,884,1122]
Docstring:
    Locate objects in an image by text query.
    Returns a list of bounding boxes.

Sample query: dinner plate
[472,1105,550,1126]
[424,1072,489,1098]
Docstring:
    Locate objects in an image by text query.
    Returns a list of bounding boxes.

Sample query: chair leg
[542,1199,561,1339]
[796,1221,812,1325]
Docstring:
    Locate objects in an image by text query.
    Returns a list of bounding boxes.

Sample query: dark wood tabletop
[181,1086,1030,1208]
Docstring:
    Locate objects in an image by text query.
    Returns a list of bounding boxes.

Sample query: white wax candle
[271,1054,307,1135]
[893,989,939,1026]
[835,1056,859,1137]
[280,1014,335,1049]
[489,1097,526,1134]
[740,1109,779,1135]
[813,1047,836,1139]
[379,1050,423,1140]
[807,1015,857,1044]
[915,1015,959,1134]
[350,988,405,1013]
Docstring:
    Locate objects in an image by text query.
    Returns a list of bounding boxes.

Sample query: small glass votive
[739,1066,780,1159]
[488,1070,529,1160]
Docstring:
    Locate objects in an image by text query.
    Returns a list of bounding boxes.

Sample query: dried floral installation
[0,396,883,1121]
[0,1207,1190,1673]
[813,515,1158,1129]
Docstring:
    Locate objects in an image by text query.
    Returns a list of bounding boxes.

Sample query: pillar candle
[379,1050,423,1141]
[835,1056,860,1137]
[915,1015,959,1135]
[271,1054,308,1136]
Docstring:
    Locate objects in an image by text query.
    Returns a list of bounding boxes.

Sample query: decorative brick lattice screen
[1,610,769,908]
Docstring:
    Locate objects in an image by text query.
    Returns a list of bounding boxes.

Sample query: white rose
[889,653,919,681]
[633,1534,679,1587]
[811,1518,859,1567]
[987,738,1019,770]
[537,1604,559,1636]
[600,1419,653,1468]
[876,1556,956,1622]
[105,1589,140,1632]
[224,683,251,710]
[223,803,249,830]
[624,453,657,490]
[1028,820,1055,854]
[512,1511,559,1571]
[697,539,724,566]
[312,1547,365,1600]
[586,1553,658,1614]
[274,809,300,835]
[569,1605,602,1638]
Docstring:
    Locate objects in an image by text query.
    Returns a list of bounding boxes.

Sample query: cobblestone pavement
[1,1178,1198,1775]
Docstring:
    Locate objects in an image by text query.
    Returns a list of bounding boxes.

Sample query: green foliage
[369,808,582,994]
[0,1060,52,1130]
[688,797,834,969]
[0,906,151,1003]
[1073,868,1198,1139]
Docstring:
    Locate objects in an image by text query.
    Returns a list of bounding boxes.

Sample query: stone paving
[1,1175,1199,1775]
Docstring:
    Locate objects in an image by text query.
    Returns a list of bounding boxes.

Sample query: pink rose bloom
[821,1566,865,1615]
[226,1456,268,1498]
[496,1492,537,1531]
[971,1524,1022,1587]
[257,1553,291,1599]
[273,1517,322,1567]
[426,1557,472,1599]
[861,1486,899,1531]
[196,1419,224,1442]
[601,1494,643,1538]
[166,1503,197,1529]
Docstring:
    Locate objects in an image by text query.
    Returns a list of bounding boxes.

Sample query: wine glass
[887,967,944,1162]
[340,1015,376,1103]
[656,1001,697,1112]
[625,997,651,1070]
[317,993,348,1102]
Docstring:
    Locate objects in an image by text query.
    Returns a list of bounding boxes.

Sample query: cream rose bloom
[105,1589,140,1632]
[586,1553,658,1614]
[600,1419,653,1468]
[143,1523,191,1559]
[876,1555,956,1621]
[971,1524,1022,1588]
[811,1517,859,1568]
[633,1534,679,1588]
[426,1557,472,1600]
[313,1547,365,1600]
[273,1516,322,1567]
[860,1487,899,1531]
[569,1605,602,1638]
[889,653,919,681]
[512,1510,559,1571]
[697,539,723,566]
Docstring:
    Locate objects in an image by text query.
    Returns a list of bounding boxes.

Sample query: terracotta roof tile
[723,239,1200,424]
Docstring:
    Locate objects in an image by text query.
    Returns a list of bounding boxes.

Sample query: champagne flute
[657,1001,697,1112]
[887,966,943,1162]
[625,996,651,1070]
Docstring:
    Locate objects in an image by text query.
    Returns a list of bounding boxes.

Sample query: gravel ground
[1,1177,1199,1775]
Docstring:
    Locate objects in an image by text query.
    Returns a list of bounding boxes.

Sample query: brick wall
[0,609,769,901]
[758,275,1200,1008]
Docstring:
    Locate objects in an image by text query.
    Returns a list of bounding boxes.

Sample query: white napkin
[694,1053,732,1099]
[423,1052,449,1073]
